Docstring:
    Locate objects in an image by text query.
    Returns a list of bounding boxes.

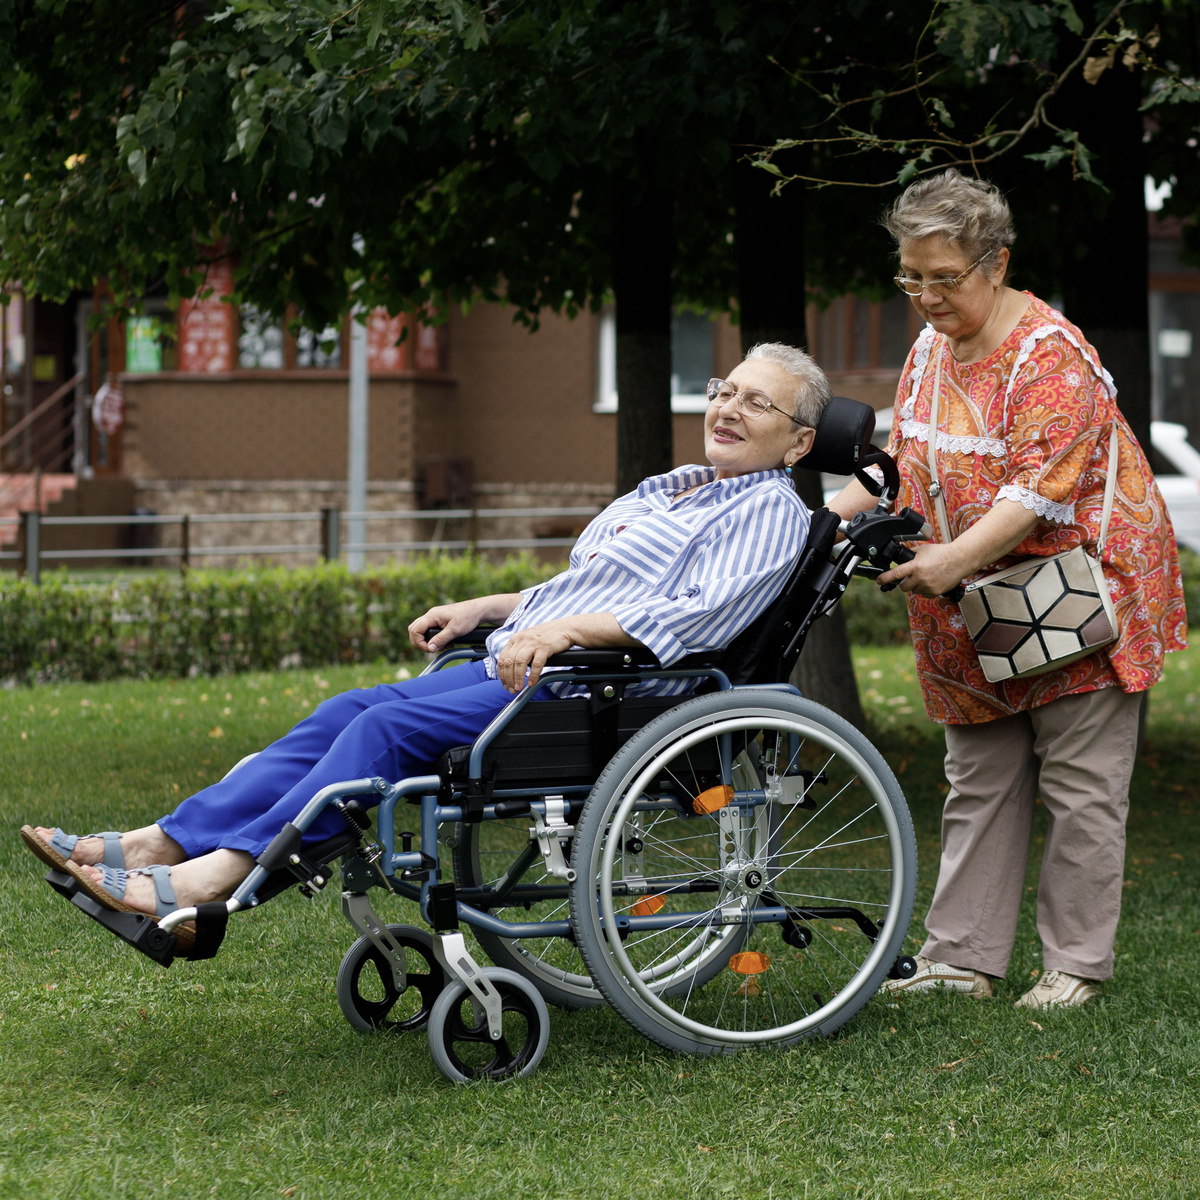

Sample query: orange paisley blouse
[886,294,1189,725]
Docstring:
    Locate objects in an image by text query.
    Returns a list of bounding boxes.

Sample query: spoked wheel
[336,924,446,1033]
[570,691,917,1054]
[427,968,551,1083]
[452,816,601,1010]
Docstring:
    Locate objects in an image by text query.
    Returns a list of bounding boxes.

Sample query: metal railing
[0,371,87,514]
[0,503,602,583]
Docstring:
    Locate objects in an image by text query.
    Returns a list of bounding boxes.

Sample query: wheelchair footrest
[45,869,179,968]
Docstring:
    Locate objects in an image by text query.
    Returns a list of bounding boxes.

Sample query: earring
[784,463,793,477]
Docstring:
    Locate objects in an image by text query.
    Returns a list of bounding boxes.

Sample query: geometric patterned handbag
[958,543,1118,682]
[925,350,1120,683]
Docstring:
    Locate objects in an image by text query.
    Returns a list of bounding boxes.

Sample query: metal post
[180,512,190,575]
[347,306,369,571]
[21,510,40,584]
[321,505,341,561]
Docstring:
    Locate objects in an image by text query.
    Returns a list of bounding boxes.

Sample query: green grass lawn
[2,646,1198,1199]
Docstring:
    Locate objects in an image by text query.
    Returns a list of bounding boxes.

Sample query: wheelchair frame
[48,399,932,1082]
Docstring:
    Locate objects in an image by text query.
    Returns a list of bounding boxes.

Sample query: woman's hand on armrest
[408,593,525,654]
[496,613,643,693]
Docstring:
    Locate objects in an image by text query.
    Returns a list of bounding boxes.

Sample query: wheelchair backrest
[712,395,876,686]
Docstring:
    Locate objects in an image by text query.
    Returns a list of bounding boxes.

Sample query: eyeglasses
[707,378,802,424]
[893,252,991,298]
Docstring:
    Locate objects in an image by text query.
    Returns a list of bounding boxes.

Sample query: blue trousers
[158,661,521,858]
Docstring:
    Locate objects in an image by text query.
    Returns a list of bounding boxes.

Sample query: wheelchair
[48,396,931,1083]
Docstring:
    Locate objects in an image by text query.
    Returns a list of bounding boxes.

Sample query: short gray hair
[743,342,832,428]
[883,168,1015,273]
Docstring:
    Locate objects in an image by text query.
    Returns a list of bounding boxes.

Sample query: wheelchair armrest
[544,648,663,668]
[424,625,497,648]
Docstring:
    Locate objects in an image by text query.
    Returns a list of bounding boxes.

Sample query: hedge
[0,556,558,685]
[2,549,1196,685]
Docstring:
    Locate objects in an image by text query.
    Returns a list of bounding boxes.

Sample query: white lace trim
[899,325,938,422]
[1003,323,1117,413]
[898,419,1008,457]
[995,483,1075,524]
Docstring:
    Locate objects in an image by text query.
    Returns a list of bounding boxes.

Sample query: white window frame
[594,310,710,414]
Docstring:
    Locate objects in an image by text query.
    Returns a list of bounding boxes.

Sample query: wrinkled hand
[496,620,576,693]
[877,542,965,599]
[408,600,488,653]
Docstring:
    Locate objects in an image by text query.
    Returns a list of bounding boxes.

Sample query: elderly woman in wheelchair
[25,342,925,1081]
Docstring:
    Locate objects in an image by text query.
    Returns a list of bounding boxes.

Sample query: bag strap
[925,338,1121,558]
[1096,423,1120,558]
[925,343,951,543]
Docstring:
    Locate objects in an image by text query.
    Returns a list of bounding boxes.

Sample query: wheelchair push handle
[842,505,965,604]
[878,542,965,604]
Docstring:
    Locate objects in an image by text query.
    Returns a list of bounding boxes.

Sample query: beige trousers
[921,686,1144,982]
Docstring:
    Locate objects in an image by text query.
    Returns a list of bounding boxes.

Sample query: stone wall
[132,478,615,569]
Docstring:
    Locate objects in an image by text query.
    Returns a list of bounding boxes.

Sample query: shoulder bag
[923,345,1119,683]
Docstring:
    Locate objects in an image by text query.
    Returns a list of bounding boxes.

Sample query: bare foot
[77,849,254,916]
[33,824,186,870]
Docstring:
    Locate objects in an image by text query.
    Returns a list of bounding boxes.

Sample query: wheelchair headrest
[796,395,877,475]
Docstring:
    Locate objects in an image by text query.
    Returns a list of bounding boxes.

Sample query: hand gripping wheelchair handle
[880,542,965,604]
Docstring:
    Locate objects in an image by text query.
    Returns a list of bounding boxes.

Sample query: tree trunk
[1053,56,1151,453]
[735,144,866,730]
[612,166,674,496]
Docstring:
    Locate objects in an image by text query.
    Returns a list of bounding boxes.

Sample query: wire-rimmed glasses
[706,378,802,424]
[893,252,991,298]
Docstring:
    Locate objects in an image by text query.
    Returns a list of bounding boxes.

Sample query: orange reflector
[693,784,734,815]
[728,951,772,975]
[631,894,666,917]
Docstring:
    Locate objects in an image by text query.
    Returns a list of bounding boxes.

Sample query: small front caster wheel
[337,924,445,1033]
[889,954,919,981]
[427,968,550,1083]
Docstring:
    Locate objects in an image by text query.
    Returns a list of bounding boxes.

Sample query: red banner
[177,256,235,373]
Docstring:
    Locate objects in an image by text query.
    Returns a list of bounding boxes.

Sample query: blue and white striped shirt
[485,465,809,696]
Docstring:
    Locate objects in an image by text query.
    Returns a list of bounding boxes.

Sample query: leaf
[126,147,148,186]
[1025,144,1069,169]
[896,160,919,186]
[366,0,386,49]
[1083,47,1116,85]
[930,97,955,129]
[754,159,783,177]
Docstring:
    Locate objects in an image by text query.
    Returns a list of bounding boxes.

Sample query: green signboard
[126,317,162,372]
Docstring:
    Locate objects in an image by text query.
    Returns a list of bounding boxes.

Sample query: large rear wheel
[570,690,917,1054]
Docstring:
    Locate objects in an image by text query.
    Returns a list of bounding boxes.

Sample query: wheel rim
[435,981,544,1080]
[593,708,908,1044]
[342,929,443,1032]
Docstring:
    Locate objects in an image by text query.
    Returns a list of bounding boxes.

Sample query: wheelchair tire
[336,924,446,1033]
[427,968,551,1083]
[452,817,602,1010]
[569,690,917,1054]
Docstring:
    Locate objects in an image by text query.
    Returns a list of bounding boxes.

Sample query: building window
[810,292,918,375]
[594,308,715,413]
[295,324,343,368]
[237,306,285,369]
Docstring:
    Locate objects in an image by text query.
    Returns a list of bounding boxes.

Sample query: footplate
[45,869,178,968]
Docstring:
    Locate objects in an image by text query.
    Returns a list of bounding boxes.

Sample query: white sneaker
[1014,970,1098,1010]
[880,954,994,998]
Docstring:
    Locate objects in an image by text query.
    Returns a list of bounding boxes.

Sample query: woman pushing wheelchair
[23,343,832,954]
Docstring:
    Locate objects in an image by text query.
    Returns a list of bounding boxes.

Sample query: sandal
[21,825,124,873]
[64,862,196,951]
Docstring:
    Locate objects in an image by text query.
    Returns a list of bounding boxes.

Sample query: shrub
[0,556,561,685]
[2,548,1194,685]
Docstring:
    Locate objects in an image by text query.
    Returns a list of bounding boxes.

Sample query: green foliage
[0,555,558,685]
